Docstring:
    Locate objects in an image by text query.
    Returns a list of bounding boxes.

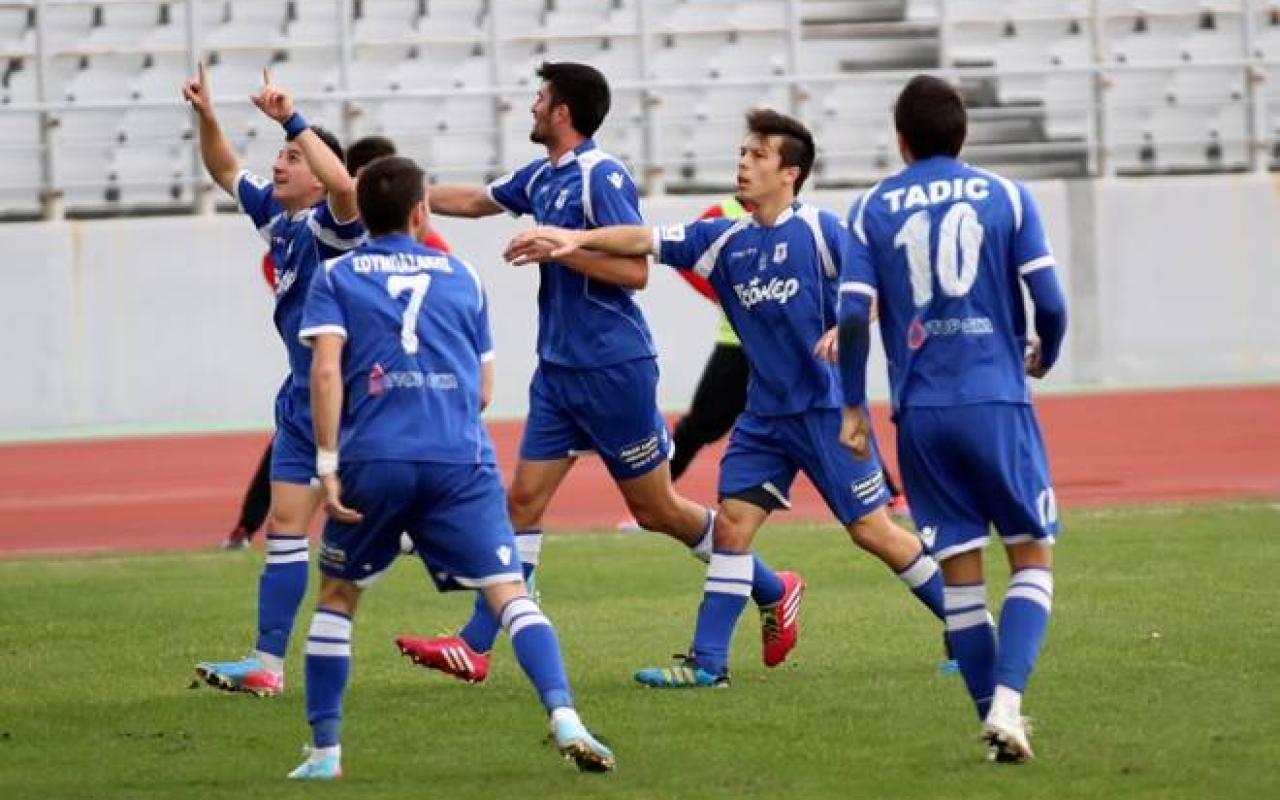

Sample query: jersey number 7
[387,274,431,354]
[893,202,985,307]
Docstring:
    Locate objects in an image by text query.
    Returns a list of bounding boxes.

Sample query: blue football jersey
[487,139,656,369]
[299,233,496,465]
[236,170,366,389]
[841,157,1059,412]
[654,202,846,417]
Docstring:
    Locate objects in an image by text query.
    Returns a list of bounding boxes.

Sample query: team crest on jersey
[554,188,569,210]
[772,242,788,264]
[607,171,624,190]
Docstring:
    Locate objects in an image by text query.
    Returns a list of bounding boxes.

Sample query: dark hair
[308,125,345,165]
[345,135,396,177]
[745,108,816,194]
[356,155,425,237]
[894,75,967,159]
[536,61,611,138]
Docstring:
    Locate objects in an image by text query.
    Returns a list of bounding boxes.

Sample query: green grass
[1,503,1278,800]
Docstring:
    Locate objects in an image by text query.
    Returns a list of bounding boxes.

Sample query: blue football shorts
[519,357,672,480]
[896,403,1059,561]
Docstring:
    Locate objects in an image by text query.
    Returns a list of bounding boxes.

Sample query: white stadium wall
[1,174,1278,439]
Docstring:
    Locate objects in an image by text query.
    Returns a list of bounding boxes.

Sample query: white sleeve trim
[298,324,347,347]
[839,281,877,298]
[692,219,749,278]
[307,214,365,251]
[852,181,882,245]
[484,183,521,218]
[1018,255,1056,276]
[480,350,496,363]
[325,196,360,226]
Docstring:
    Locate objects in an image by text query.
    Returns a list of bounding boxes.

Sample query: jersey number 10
[893,202,985,307]
[387,274,432,354]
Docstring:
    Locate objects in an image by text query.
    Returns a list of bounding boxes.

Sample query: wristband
[282,111,308,141]
[316,448,338,477]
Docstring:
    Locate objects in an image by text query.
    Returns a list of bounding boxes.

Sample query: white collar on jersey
[551,138,598,168]
[748,201,800,228]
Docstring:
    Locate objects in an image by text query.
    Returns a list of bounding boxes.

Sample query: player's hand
[320,473,364,524]
[839,405,872,460]
[813,325,839,364]
[1025,338,1048,379]
[250,68,295,123]
[181,62,214,118]
[504,227,580,265]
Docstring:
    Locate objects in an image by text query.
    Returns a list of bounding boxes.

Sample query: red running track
[1,385,1277,558]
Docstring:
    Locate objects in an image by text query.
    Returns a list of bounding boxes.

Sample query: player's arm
[1022,268,1067,379]
[181,62,239,196]
[503,225,652,288]
[251,70,357,221]
[300,265,361,522]
[1011,183,1068,378]
[480,358,495,411]
[836,222,879,459]
[429,185,505,218]
[309,333,362,523]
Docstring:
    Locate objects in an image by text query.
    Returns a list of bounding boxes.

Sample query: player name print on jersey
[881,176,991,213]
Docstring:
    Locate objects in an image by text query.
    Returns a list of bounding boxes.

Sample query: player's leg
[480,580,614,771]
[288,576,360,780]
[635,417,799,686]
[578,359,785,609]
[450,455,574,662]
[222,438,273,549]
[669,343,748,482]
[398,366,581,676]
[402,463,614,771]
[983,405,1060,763]
[288,460,413,780]
[197,394,321,695]
[795,410,945,620]
[939,548,996,721]
[983,541,1053,763]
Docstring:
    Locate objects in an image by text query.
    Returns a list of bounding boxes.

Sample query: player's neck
[544,132,587,165]
[750,193,796,227]
[283,190,324,215]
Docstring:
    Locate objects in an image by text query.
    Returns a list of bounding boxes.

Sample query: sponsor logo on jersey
[607,171,624,190]
[660,225,685,242]
[733,276,800,309]
[496,545,513,566]
[275,267,297,298]
[908,319,927,350]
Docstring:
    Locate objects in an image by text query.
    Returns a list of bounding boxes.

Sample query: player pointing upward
[185,66,364,697]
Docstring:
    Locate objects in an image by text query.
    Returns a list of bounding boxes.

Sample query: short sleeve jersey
[236,170,366,388]
[299,233,496,465]
[654,202,846,416]
[840,157,1058,412]
[486,139,655,368]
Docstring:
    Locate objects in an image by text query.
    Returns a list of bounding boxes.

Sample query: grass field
[1,502,1277,800]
